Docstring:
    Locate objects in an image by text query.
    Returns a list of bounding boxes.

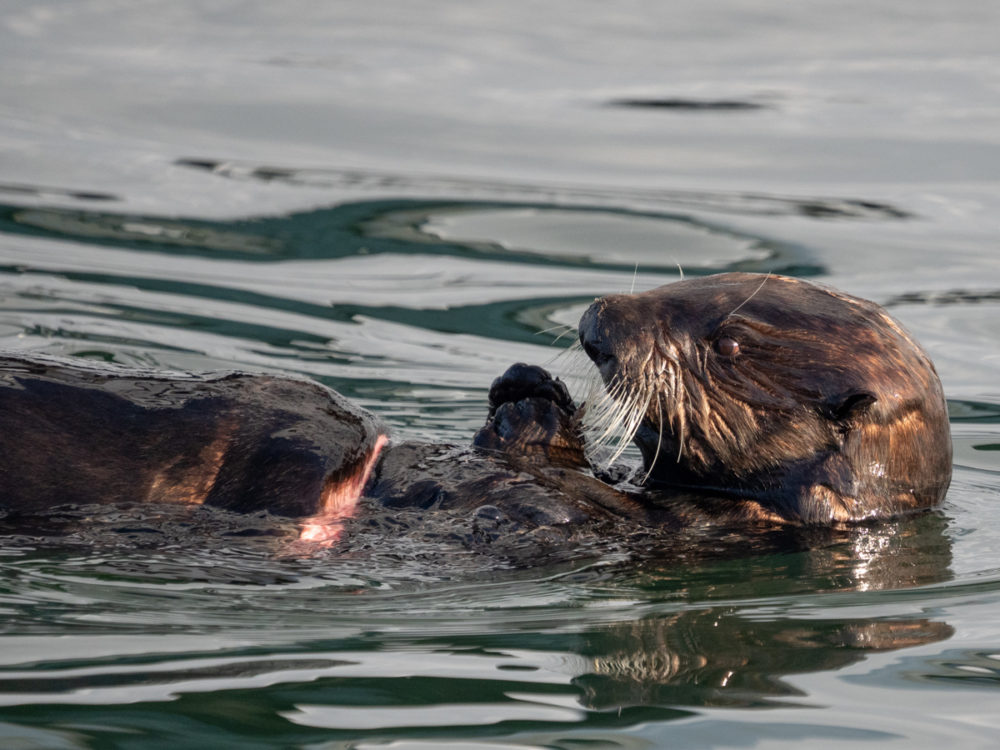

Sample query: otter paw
[486,363,576,418]
[474,363,586,468]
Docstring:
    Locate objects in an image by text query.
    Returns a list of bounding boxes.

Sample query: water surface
[1,2,999,748]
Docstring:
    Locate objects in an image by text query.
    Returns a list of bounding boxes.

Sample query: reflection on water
[1,197,794,270]
[383,205,769,269]
[0,177,995,746]
[11,208,279,255]
[0,510,958,744]
[0,182,118,203]
[2,0,1000,746]
[575,515,955,710]
[579,614,952,710]
[0,173,996,746]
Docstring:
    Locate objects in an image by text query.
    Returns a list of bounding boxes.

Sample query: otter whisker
[549,327,578,346]
[536,323,575,337]
[582,370,654,467]
[547,338,584,367]
[589,385,634,446]
[545,340,594,390]
[674,378,688,463]
[640,394,665,485]
[603,388,651,466]
[581,386,619,438]
[724,271,770,319]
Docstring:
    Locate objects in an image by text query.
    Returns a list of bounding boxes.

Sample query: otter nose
[582,337,614,368]
[579,301,616,369]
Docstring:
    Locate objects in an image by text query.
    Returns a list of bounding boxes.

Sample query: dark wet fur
[0,353,384,517]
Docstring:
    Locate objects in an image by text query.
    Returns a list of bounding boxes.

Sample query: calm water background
[1,1,999,747]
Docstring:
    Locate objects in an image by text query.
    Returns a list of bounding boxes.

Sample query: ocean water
[1,1,999,747]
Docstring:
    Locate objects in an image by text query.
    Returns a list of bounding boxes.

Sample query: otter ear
[821,391,877,423]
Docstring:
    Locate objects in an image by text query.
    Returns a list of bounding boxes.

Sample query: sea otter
[0,273,952,543]
[578,272,952,523]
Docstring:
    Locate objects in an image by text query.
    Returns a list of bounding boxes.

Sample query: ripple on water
[368,203,774,270]
[0,171,996,748]
[0,197,819,441]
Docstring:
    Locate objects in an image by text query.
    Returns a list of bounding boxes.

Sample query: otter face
[578,273,952,523]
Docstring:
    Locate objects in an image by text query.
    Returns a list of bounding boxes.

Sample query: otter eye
[714,336,740,357]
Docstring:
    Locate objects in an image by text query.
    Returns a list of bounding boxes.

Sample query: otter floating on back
[0,273,952,549]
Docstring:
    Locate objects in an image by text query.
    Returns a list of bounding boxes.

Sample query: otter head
[578,272,952,523]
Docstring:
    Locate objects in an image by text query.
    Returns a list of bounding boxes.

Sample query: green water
[1,1,999,748]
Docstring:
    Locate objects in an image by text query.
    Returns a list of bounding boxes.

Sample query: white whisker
[535,323,574,337]
[549,327,578,345]
[725,272,770,319]
[640,394,664,485]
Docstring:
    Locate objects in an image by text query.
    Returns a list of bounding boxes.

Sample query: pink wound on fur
[296,433,388,547]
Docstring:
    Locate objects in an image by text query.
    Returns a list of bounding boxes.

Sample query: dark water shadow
[885,288,1000,307]
[607,97,770,111]
[175,158,914,221]
[0,198,814,274]
[0,182,118,203]
[0,197,826,351]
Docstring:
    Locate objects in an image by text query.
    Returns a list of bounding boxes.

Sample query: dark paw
[474,363,586,469]
[486,363,576,418]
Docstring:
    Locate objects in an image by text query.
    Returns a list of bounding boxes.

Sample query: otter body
[0,355,641,539]
[0,354,386,518]
[578,273,952,523]
[0,273,953,544]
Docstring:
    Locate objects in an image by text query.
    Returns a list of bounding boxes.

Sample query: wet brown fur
[578,273,952,523]
[0,354,385,517]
